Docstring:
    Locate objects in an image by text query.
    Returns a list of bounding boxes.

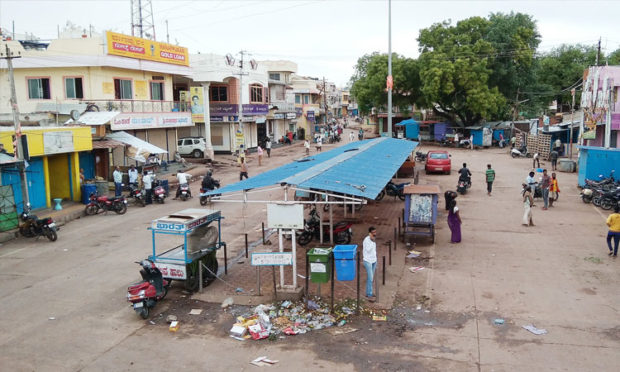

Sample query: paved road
[1,138,618,371]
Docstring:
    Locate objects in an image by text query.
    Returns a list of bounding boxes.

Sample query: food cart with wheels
[403,185,440,243]
[148,208,226,291]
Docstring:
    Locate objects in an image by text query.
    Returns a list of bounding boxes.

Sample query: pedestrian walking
[549,172,560,207]
[143,171,153,204]
[113,166,122,197]
[304,139,310,156]
[485,164,495,196]
[257,145,263,166]
[316,136,322,152]
[606,206,620,257]
[362,226,377,302]
[532,153,540,169]
[447,198,462,243]
[239,157,249,180]
[349,131,355,142]
[550,149,559,171]
[265,137,271,158]
[541,169,550,210]
[522,186,534,226]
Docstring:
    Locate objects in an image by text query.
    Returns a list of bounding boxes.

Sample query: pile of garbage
[229,298,356,341]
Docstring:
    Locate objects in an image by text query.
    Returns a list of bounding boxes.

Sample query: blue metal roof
[207,137,418,200]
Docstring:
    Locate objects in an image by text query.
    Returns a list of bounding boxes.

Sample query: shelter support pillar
[42,156,51,208]
[71,152,80,202]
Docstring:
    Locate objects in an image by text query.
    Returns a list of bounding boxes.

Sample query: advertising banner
[111,112,192,130]
[190,87,204,122]
[106,31,189,66]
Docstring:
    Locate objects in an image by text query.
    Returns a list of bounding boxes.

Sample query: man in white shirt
[316,136,322,152]
[174,171,192,199]
[363,226,378,302]
[128,165,138,187]
[143,171,153,204]
[113,166,123,197]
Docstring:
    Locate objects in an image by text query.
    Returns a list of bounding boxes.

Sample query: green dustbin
[307,247,332,283]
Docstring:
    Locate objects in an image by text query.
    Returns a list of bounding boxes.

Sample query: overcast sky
[2,0,619,87]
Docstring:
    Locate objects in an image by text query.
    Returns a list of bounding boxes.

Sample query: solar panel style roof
[207,137,418,200]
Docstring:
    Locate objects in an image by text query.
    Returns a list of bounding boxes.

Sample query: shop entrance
[48,153,72,200]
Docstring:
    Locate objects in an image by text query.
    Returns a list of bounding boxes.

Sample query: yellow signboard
[106,31,189,66]
[190,87,204,122]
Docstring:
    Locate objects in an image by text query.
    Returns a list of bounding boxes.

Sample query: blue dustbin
[81,184,97,204]
[333,245,357,281]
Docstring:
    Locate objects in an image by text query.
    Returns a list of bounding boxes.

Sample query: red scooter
[297,208,353,246]
[84,193,128,215]
[152,179,167,204]
[127,260,170,319]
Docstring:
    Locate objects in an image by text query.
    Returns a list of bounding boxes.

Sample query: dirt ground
[1,135,619,372]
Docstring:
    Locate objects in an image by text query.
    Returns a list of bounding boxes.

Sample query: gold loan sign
[106,31,189,66]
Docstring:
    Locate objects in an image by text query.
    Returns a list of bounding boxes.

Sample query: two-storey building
[262,60,297,143]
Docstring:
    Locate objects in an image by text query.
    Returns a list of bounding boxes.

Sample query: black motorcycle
[297,209,353,246]
[375,181,408,201]
[128,184,146,207]
[19,203,58,242]
[415,151,427,162]
[457,176,471,194]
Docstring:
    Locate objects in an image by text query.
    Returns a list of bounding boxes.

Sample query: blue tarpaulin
[206,137,418,200]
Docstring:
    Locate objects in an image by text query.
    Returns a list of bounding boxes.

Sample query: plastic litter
[494,318,505,325]
[523,324,547,335]
[409,266,425,273]
[221,297,234,309]
[189,309,203,315]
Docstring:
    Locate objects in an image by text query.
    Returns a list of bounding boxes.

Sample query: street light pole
[387,0,393,138]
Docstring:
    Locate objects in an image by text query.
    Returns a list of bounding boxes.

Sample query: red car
[425,151,451,175]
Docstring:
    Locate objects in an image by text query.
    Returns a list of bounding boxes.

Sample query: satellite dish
[70,110,80,121]
[225,53,235,66]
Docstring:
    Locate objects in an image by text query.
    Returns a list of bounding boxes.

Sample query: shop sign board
[106,31,189,66]
[251,252,293,266]
[111,113,192,130]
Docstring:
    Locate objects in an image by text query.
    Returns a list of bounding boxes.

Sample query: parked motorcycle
[199,180,220,206]
[510,145,529,158]
[580,187,594,203]
[127,259,170,319]
[128,184,146,207]
[152,179,167,204]
[178,183,191,201]
[19,203,58,242]
[84,193,128,215]
[375,181,409,201]
[297,209,353,246]
[415,151,427,162]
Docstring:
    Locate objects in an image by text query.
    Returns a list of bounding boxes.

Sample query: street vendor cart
[403,185,440,243]
[148,208,226,291]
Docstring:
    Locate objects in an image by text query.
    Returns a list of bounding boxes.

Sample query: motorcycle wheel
[46,229,58,242]
[335,231,352,245]
[398,192,406,201]
[157,197,165,204]
[85,205,97,216]
[581,195,592,204]
[375,190,386,201]
[511,152,518,158]
[600,198,614,210]
[592,197,601,207]
[297,231,312,246]
[181,194,187,201]
[200,197,208,206]
[115,203,127,215]
[19,226,33,237]
[138,198,146,207]
[139,306,149,319]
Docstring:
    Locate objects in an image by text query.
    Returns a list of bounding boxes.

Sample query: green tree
[349,52,421,115]
[607,48,620,65]
[417,17,506,125]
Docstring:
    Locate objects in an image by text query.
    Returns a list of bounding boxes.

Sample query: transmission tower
[131,0,156,40]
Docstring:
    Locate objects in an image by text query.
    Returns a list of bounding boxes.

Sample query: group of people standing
[522,169,560,226]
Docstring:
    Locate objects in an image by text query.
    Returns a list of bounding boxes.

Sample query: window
[295,94,301,104]
[64,77,83,99]
[429,153,449,159]
[150,82,164,100]
[210,86,228,102]
[114,79,133,99]
[303,95,309,104]
[250,84,263,103]
[27,78,51,99]
[269,73,280,81]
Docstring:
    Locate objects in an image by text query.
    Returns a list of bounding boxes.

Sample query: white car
[177,137,206,158]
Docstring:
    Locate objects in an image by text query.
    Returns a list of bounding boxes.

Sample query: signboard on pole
[267,203,304,229]
[251,252,293,266]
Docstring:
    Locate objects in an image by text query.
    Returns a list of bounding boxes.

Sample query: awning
[206,137,418,200]
[73,111,121,125]
[106,131,167,163]
[0,153,20,165]
[91,139,125,149]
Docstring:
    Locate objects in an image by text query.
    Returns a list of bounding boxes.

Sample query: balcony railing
[80,99,191,113]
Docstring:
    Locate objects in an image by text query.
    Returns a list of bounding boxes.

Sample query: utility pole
[569,89,575,159]
[1,45,30,206]
[237,50,248,132]
[596,37,601,66]
[387,0,393,138]
[323,77,327,125]
[166,20,169,43]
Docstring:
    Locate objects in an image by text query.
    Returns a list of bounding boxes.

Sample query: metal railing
[80,99,191,113]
